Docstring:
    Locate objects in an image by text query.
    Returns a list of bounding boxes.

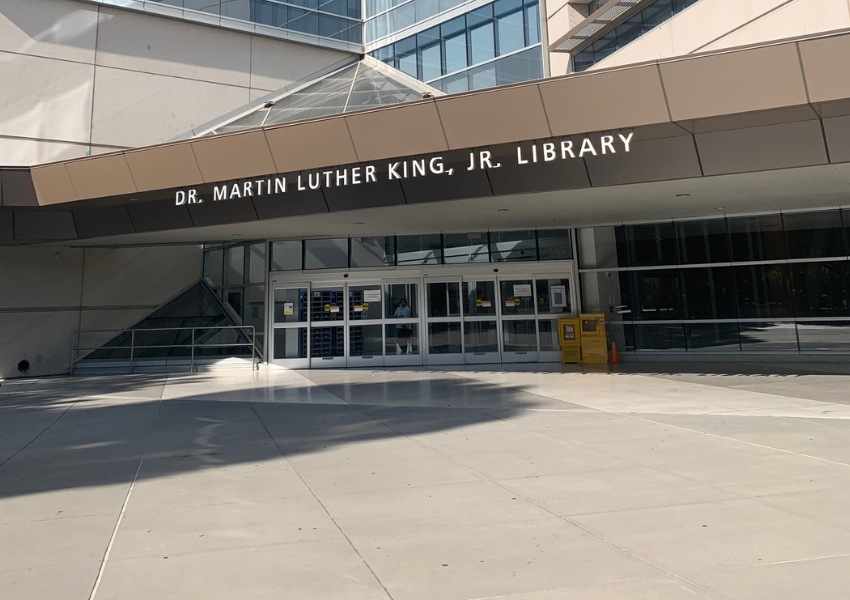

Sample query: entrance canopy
[3,29,850,245]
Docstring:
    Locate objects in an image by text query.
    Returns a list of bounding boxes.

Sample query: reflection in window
[428,282,461,317]
[735,264,793,319]
[580,271,632,322]
[729,215,787,262]
[790,261,850,318]
[676,219,730,264]
[271,240,303,271]
[634,323,686,351]
[428,322,462,353]
[397,234,442,264]
[797,322,850,352]
[502,320,536,352]
[681,267,737,320]
[537,229,573,261]
[578,226,628,269]
[740,322,798,353]
[783,211,848,259]
[350,237,395,267]
[628,222,677,267]
[632,270,683,321]
[490,230,536,261]
[304,238,349,270]
[685,323,740,353]
[444,232,489,263]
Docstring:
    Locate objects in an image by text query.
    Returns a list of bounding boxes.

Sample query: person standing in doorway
[394,298,412,354]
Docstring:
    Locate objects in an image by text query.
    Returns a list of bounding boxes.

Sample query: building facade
[2,0,850,377]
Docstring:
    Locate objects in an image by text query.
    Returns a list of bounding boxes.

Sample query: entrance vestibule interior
[269,263,575,368]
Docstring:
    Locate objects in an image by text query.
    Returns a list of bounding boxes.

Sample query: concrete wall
[546,0,589,76]
[0,245,202,378]
[586,0,850,71]
[0,0,354,166]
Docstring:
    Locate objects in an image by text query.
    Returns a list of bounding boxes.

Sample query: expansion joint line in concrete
[0,397,80,469]
[246,401,396,600]
[87,392,165,600]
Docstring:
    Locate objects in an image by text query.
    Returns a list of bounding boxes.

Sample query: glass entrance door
[310,285,346,368]
[272,285,310,369]
[462,279,500,363]
[348,282,385,367]
[425,279,463,365]
[385,281,422,366]
[499,278,538,362]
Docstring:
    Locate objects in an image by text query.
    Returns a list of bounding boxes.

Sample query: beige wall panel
[30,163,78,205]
[585,135,701,186]
[539,65,669,135]
[0,311,79,378]
[0,246,83,309]
[822,115,850,164]
[249,35,353,92]
[548,52,571,78]
[96,6,252,88]
[345,103,448,161]
[799,34,850,104]
[191,130,276,181]
[0,138,88,167]
[703,0,850,54]
[546,4,575,52]
[65,154,137,200]
[0,0,98,63]
[81,246,202,307]
[436,85,551,149]
[90,67,249,148]
[0,51,94,143]
[660,44,808,122]
[696,120,828,176]
[265,119,357,172]
[126,144,204,191]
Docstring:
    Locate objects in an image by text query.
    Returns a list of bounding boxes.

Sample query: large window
[572,0,701,72]
[370,0,543,91]
[578,209,850,355]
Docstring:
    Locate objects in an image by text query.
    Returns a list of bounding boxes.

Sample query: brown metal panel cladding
[345,102,449,162]
[264,118,358,173]
[188,196,259,227]
[125,143,205,192]
[190,130,277,182]
[435,84,551,149]
[585,134,701,186]
[696,120,828,176]
[823,115,850,164]
[681,105,820,135]
[0,170,38,207]
[538,65,670,136]
[64,154,138,200]
[126,199,195,233]
[30,163,78,205]
[659,44,809,122]
[798,34,850,104]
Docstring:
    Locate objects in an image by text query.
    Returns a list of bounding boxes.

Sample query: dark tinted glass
[350,236,395,267]
[790,261,850,318]
[682,267,737,320]
[676,219,730,264]
[797,322,850,352]
[729,215,787,262]
[627,222,677,267]
[634,323,686,350]
[397,234,442,264]
[270,240,303,271]
[580,271,633,322]
[537,229,573,260]
[740,322,799,353]
[490,230,537,261]
[577,226,628,268]
[444,232,489,263]
[631,269,683,320]
[685,323,741,353]
[734,264,793,318]
[784,211,848,259]
[304,238,348,269]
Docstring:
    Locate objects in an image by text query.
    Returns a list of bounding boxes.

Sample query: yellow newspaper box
[579,313,608,364]
[558,317,581,363]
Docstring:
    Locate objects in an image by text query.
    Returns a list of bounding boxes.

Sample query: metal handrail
[71,325,257,374]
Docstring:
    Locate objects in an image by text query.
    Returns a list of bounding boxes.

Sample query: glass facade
[572,0,701,72]
[370,0,543,91]
[151,0,361,43]
[578,210,850,355]
[203,242,267,350]
[272,229,571,270]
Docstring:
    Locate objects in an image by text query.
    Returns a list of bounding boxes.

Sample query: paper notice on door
[353,304,364,312]
[283,302,294,316]
[505,300,515,308]
[330,305,340,313]
[513,284,532,297]
[550,285,567,308]
[364,290,382,302]
[481,300,492,308]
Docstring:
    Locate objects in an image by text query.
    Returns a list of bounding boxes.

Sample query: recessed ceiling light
[231,234,242,237]
[676,193,691,197]
[552,219,562,222]
[353,221,365,225]
[714,207,726,210]
[497,209,510,212]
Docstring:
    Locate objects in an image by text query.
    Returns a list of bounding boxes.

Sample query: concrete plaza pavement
[1,362,850,600]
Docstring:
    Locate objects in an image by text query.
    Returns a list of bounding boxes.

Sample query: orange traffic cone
[610,342,621,365]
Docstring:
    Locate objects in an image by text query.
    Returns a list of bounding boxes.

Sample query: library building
[2,0,850,377]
